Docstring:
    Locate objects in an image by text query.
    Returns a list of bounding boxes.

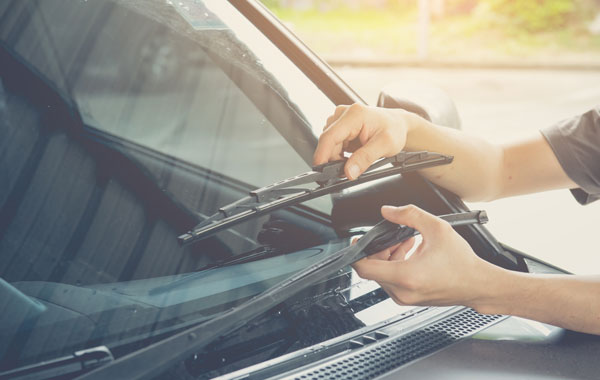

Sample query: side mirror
[377,81,461,130]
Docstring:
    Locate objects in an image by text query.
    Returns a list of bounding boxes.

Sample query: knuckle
[320,128,335,140]
[336,104,349,112]
[432,219,452,235]
[405,204,418,212]
[440,219,453,231]
[348,103,364,114]
[403,204,419,217]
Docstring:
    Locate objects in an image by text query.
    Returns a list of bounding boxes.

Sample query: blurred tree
[483,0,576,31]
[261,0,280,8]
[444,0,478,15]
[262,0,408,11]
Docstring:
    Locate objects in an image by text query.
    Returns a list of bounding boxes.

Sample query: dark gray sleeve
[540,107,600,205]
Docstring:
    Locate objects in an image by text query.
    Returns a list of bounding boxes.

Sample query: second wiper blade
[179,151,453,245]
[80,210,487,380]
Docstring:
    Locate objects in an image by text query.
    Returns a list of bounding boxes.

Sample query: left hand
[313,104,420,180]
[353,205,493,307]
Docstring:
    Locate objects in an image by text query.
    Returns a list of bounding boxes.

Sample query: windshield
[0,1,419,377]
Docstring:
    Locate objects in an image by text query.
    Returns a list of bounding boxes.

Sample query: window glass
[0,1,413,376]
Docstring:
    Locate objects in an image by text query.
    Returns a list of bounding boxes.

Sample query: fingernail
[348,165,360,179]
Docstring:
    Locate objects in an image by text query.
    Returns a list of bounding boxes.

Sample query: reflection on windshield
[0,0,409,377]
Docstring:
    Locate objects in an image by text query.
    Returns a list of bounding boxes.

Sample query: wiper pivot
[179,151,453,246]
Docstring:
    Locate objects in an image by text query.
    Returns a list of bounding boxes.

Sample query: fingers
[324,105,348,130]
[354,236,391,261]
[389,236,416,261]
[344,132,392,179]
[367,237,415,261]
[315,104,407,179]
[313,104,364,166]
[380,205,450,240]
[368,246,396,261]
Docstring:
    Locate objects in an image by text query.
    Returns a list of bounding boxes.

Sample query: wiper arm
[178,151,453,245]
[80,210,487,380]
[1,346,113,380]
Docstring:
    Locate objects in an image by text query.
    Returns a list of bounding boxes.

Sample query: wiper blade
[178,151,453,245]
[80,210,487,380]
[147,246,279,295]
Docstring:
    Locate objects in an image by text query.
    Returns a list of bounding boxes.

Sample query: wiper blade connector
[179,151,453,245]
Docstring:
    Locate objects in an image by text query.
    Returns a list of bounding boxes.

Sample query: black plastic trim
[285,309,505,380]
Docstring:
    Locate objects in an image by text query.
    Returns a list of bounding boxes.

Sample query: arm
[313,104,576,201]
[477,268,600,334]
[355,205,600,335]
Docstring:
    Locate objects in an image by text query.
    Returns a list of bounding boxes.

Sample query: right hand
[313,103,423,180]
[352,205,492,308]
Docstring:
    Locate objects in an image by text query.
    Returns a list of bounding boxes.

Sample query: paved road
[334,67,600,274]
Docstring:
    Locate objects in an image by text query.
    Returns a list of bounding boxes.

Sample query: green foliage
[262,0,412,12]
[444,0,479,15]
[263,0,600,60]
[483,0,576,32]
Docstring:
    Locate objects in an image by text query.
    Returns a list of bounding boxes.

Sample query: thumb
[381,205,447,240]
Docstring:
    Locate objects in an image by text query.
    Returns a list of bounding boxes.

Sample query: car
[1,1,599,379]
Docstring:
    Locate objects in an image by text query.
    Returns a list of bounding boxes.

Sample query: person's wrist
[467,261,532,316]
[403,111,430,150]
[463,260,511,314]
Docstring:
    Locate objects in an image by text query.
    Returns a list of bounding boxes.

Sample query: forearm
[404,115,576,201]
[472,265,600,335]
[315,104,575,201]
[405,116,505,201]
[497,135,577,198]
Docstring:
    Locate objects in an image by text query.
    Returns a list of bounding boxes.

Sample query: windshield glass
[0,1,419,376]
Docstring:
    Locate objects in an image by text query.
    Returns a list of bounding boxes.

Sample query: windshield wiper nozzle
[178,151,453,246]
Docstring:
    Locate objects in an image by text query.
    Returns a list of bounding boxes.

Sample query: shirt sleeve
[540,107,600,205]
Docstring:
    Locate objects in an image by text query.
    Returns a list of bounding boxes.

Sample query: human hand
[313,104,424,180]
[353,205,492,308]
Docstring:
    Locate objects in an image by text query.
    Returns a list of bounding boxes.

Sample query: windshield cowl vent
[285,309,504,380]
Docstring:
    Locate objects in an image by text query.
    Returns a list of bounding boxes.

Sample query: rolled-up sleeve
[540,107,600,205]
